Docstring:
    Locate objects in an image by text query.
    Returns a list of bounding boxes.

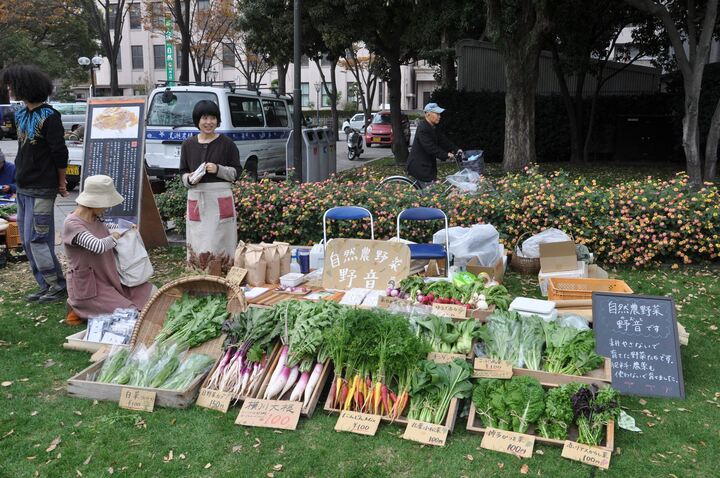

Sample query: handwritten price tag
[480,427,535,458]
[427,352,467,364]
[402,420,449,447]
[196,388,232,413]
[119,388,155,412]
[334,411,381,436]
[431,303,468,319]
[226,267,248,287]
[235,399,301,430]
[377,296,398,309]
[561,441,611,469]
[473,357,513,379]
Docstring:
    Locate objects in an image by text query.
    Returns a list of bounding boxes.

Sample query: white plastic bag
[446,168,481,192]
[520,228,571,258]
[433,224,500,267]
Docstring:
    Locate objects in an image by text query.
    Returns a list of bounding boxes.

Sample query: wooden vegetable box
[63,329,130,354]
[66,275,247,409]
[512,358,613,389]
[466,402,615,452]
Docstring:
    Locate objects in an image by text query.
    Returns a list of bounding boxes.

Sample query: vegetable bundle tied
[407,359,473,425]
[471,376,545,434]
[156,293,228,349]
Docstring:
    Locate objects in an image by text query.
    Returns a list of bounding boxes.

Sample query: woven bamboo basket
[131,274,247,348]
[509,232,541,275]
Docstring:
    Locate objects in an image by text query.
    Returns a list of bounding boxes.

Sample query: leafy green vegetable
[411,315,479,355]
[537,383,580,440]
[156,293,228,348]
[572,385,621,446]
[472,379,509,429]
[408,359,473,424]
[504,376,545,433]
[518,315,545,370]
[96,348,130,383]
[160,354,216,390]
[543,323,603,375]
[478,310,522,365]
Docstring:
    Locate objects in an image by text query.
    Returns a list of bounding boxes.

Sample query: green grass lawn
[1,244,718,478]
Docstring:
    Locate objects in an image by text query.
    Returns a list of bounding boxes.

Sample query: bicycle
[378,150,496,195]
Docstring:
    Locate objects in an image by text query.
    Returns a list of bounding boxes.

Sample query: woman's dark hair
[0,65,54,103]
[192,100,221,128]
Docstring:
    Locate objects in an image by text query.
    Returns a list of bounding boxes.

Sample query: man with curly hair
[0,65,69,302]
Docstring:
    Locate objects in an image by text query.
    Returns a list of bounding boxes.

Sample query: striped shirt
[72,231,117,254]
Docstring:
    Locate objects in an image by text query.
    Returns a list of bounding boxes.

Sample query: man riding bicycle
[407,103,461,188]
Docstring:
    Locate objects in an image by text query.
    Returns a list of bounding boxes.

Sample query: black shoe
[38,286,67,303]
[26,289,49,302]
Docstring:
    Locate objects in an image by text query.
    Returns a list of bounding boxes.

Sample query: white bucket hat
[76,175,124,209]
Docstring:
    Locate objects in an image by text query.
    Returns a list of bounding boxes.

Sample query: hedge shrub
[156,169,719,266]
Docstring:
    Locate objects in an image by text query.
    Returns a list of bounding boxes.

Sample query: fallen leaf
[76,470,82,477]
[74,411,82,416]
[27,456,37,460]
[273,464,283,471]
[19,378,30,382]
[253,438,262,448]
[204,463,212,469]
[231,445,243,453]
[497,463,504,469]
[639,399,647,405]
[520,463,529,474]
[1,429,14,439]
[464,454,474,462]
[266,474,274,478]
[647,422,656,427]
[45,436,61,452]
[107,467,114,475]
[277,445,285,454]
[170,418,176,426]
[31,411,38,416]
[83,455,92,465]
[710,325,718,331]
[44,359,56,368]
[676,408,689,412]
[273,430,283,434]
[535,449,544,455]
[163,449,174,463]
[1,381,12,387]
[92,400,98,406]
[179,453,186,460]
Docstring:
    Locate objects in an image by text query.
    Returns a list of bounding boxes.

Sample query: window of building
[262,99,289,127]
[131,45,144,69]
[115,47,122,70]
[346,82,358,106]
[228,96,264,127]
[301,83,309,107]
[129,3,141,29]
[321,83,331,107]
[300,55,309,67]
[107,4,118,29]
[176,46,182,72]
[223,44,235,68]
[151,2,164,29]
[153,45,165,70]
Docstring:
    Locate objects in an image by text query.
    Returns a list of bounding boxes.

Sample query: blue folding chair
[396,207,450,276]
[322,206,375,247]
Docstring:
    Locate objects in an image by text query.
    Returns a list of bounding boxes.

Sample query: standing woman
[179,100,242,273]
[0,65,68,302]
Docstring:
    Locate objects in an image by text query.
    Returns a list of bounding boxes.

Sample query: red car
[364,111,411,147]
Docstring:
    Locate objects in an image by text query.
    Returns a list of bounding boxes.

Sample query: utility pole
[292,0,302,182]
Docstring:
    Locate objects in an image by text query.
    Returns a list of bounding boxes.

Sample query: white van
[144,85,292,178]
[50,103,87,132]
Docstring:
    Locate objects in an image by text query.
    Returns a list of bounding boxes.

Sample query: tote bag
[114,229,154,287]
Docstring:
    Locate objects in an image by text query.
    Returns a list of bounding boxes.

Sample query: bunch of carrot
[323,308,428,420]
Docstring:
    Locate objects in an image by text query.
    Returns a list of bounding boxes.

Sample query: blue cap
[423,103,445,114]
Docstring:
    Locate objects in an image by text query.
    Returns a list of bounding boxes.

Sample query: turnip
[416,294,425,303]
[303,362,324,408]
[289,370,310,401]
[390,289,399,297]
[386,287,394,295]
[279,365,300,398]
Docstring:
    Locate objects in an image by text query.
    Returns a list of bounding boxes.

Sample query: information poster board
[593,292,684,398]
[322,239,411,291]
[81,97,146,225]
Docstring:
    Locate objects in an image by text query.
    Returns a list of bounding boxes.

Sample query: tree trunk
[683,80,704,187]
[388,58,408,166]
[704,97,720,181]
[573,68,587,162]
[440,32,456,89]
[502,56,538,172]
[329,62,339,138]
[110,61,120,95]
[550,44,581,163]
[276,62,287,95]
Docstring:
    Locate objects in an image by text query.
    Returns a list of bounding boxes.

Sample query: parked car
[349,112,371,131]
[50,103,87,132]
[364,111,410,147]
[0,104,17,140]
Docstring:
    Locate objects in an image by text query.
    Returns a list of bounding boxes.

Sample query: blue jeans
[16,193,66,290]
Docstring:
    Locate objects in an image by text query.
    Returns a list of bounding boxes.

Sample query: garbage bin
[285,128,321,182]
[316,129,328,181]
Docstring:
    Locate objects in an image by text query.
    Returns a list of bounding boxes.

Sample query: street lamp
[78,56,103,97]
[208,67,218,83]
[314,83,321,125]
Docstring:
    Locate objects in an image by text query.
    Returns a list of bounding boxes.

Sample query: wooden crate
[63,329,130,354]
[467,304,496,322]
[466,402,615,452]
[199,341,282,403]
[5,221,21,249]
[67,275,246,409]
[512,358,612,388]
[254,353,331,417]
[323,389,460,432]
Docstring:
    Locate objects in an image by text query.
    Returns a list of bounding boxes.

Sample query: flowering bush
[156,168,719,266]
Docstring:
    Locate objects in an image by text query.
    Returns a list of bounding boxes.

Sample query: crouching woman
[62,175,154,319]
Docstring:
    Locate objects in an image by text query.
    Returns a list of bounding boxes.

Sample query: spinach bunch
[472,376,545,434]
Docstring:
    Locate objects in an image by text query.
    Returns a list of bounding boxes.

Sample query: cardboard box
[466,246,506,283]
[538,261,588,296]
[539,241,577,272]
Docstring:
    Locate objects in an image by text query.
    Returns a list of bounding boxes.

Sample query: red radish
[303,362,324,408]
[289,370,310,401]
[327,376,337,409]
[264,364,291,399]
[279,365,300,398]
[268,345,289,385]
[338,381,349,410]
[381,384,390,416]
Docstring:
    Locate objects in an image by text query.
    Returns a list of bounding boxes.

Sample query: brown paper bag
[244,245,267,286]
[234,240,246,268]
[261,243,281,284]
[274,241,292,276]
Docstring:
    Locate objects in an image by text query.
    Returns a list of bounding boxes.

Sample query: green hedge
[156,169,719,266]
[430,88,675,163]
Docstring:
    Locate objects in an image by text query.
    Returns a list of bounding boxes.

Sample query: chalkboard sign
[81,97,147,225]
[593,292,684,399]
